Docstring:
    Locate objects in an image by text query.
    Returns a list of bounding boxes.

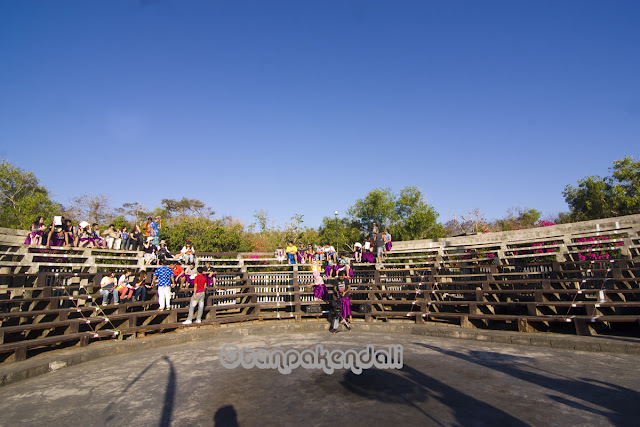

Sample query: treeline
[1,156,639,252]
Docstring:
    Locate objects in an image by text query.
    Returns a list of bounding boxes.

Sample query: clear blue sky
[1,1,638,229]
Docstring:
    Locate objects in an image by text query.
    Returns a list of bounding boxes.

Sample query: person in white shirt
[179,240,196,264]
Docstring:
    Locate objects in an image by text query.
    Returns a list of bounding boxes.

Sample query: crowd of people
[24,215,200,266]
[99,260,218,323]
[275,222,392,267]
[25,217,391,332]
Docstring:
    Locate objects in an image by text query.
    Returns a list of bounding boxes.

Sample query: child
[275,245,286,264]
[25,216,46,245]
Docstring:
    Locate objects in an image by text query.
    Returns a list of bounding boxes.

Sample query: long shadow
[341,364,528,426]
[416,342,640,426]
[160,355,177,427]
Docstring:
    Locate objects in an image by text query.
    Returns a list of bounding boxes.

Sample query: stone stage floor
[0,329,638,426]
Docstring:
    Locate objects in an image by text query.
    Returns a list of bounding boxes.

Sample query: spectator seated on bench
[183,263,198,287]
[143,240,157,265]
[157,240,175,264]
[100,271,119,306]
[117,269,134,302]
[178,240,196,264]
[103,224,122,250]
[133,270,151,302]
[24,216,47,246]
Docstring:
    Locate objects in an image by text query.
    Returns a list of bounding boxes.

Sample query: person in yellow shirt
[285,241,298,264]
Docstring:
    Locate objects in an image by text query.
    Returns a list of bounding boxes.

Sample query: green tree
[318,216,361,254]
[0,160,61,229]
[348,186,443,241]
[161,217,250,253]
[348,188,397,232]
[563,156,640,221]
[393,186,445,240]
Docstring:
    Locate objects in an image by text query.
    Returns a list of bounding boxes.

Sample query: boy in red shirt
[170,261,186,288]
[183,267,208,324]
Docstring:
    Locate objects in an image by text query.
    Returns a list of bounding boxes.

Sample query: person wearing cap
[179,240,196,264]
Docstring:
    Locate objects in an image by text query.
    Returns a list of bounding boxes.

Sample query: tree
[161,198,214,220]
[563,156,640,221]
[393,186,445,240]
[348,186,444,241]
[66,194,112,224]
[318,216,361,253]
[494,207,541,231]
[0,160,61,229]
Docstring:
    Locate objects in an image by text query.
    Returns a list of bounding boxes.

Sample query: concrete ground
[0,324,638,427]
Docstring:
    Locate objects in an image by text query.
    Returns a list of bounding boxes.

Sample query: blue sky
[1,1,638,229]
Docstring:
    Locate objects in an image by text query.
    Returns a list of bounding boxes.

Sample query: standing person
[384,229,392,254]
[329,270,352,333]
[99,270,119,306]
[183,267,208,324]
[376,230,386,263]
[143,217,153,244]
[152,260,175,311]
[150,216,161,246]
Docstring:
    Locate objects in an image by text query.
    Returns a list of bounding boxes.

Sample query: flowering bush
[573,235,625,261]
[537,220,555,227]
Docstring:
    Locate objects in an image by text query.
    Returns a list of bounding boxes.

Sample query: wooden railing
[0,214,639,363]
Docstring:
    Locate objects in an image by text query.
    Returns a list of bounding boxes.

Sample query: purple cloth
[385,242,392,251]
[25,231,43,244]
[49,236,65,246]
[313,284,327,300]
[206,273,216,287]
[362,252,375,263]
[340,294,351,317]
[324,264,335,277]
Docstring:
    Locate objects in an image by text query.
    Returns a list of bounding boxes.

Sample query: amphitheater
[1,215,639,426]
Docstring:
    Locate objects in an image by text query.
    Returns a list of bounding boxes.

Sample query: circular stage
[0,327,638,426]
